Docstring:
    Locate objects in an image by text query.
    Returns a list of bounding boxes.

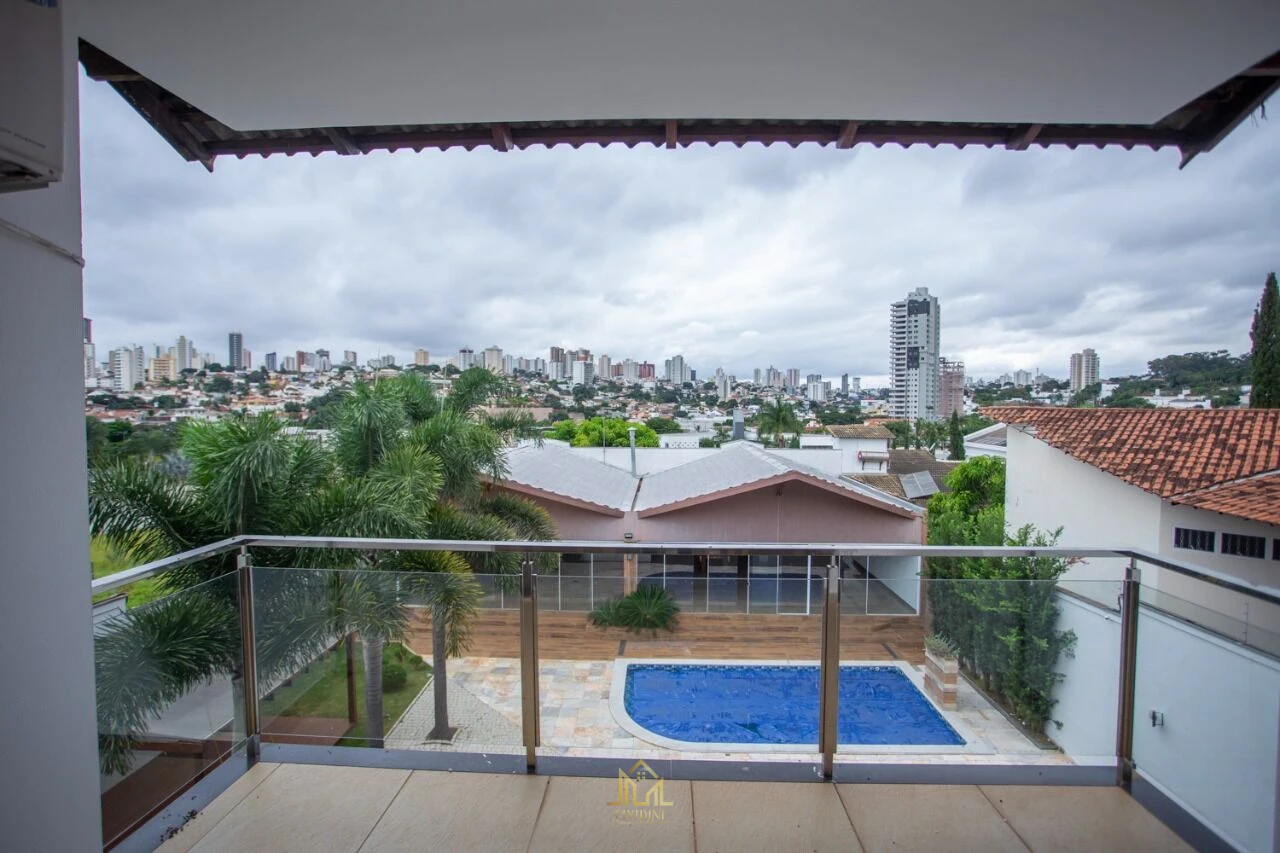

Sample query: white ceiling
[79,0,1280,131]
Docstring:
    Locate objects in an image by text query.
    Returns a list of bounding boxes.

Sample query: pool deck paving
[157,764,1193,853]
[387,655,1075,766]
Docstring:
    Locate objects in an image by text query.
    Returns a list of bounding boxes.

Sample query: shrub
[590,585,679,635]
[924,634,958,660]
[381,662,408,692]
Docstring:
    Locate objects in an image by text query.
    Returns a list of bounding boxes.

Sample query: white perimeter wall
[1048,593,1121,763]
[1133,608,1280,853]
[1052,591,1280,850]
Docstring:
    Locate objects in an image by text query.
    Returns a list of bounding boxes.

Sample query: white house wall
[1004,428,1161,583]
[1158,503,1280,634]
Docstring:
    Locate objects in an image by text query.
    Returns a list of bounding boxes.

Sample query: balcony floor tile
[979,785,1194,853]
[837,783,1027,852]
[693,781,862,852]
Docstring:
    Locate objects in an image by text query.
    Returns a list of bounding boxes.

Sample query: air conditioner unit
[0,0,64,193]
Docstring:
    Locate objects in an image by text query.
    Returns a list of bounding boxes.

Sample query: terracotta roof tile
[1174,473,1280,527]
[826,424,894,439]
[982,407,1280,501]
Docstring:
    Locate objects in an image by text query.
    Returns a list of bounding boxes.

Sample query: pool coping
[610,659,987,755]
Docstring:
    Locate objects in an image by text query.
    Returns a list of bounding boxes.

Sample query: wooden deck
[406,609,924,664]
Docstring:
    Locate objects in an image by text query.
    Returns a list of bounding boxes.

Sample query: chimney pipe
[628,427,637,477]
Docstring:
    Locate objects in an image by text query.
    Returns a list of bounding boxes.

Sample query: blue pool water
[623,664,964,746]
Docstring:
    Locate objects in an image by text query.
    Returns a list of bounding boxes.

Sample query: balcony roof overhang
[78,1,1280,171]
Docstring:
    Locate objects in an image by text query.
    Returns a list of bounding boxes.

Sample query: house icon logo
[608,760,674,823]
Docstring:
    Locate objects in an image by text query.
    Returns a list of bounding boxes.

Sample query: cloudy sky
[80,74,1278,386]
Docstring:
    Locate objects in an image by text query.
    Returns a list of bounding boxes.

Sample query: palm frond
[446,367,507,415]
[392,371,443,424]
[88,460,213,566]
[332,381,408,477]
[426,504,522,575]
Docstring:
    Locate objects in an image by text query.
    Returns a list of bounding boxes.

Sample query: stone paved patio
[387,656,1077,765]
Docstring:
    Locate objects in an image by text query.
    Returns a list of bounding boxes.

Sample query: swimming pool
[617,662,964,748]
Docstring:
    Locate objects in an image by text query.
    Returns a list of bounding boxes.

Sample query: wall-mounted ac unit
[0,0,64,193]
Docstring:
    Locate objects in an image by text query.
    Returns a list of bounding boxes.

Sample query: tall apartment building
[482,345,503,373]
[596,354,611,381]
[638,362,656,380]
[82,318,95,382]
[264,352,278,372]
[109,345,145,392]
[175,335,196,372]
[939,358,966,418]
[314,349,330,371]
[1070,348,1100,392]
[414,349,431,367]
[228,332,245,371]
[571,359,595,387]
[785,368,800,390]
[343,350,358,367]
[281,355,298,372]
[664,354,691,385]
[889,287,941,421]
[457,348,475,370]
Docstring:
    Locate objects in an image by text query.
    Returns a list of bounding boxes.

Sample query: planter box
[924,649,958,709]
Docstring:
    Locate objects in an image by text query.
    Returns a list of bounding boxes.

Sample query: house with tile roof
[487,442,926,612]
[985,406,1280,623]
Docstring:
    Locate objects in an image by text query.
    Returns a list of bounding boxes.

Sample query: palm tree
[756,399,801,446]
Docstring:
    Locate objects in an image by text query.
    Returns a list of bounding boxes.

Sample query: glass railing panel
[539,550,821,764]
[1132,582,1280,853]
[253,567,524,757]
[832,574,1121,767]
[95,569,245,848]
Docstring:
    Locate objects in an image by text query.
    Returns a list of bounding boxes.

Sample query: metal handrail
[91,535,1280,607]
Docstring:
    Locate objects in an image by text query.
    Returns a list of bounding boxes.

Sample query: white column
[0,1,103,849]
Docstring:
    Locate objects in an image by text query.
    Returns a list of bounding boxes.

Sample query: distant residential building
[242,348,251,370]
[571,359,595,387]
[840,373,849,395]
[716,371,732,400]
[281,355,298,372]
[483,345,503,373]
[1069,348,1100,392]
[228,332,245,370]
[638,362,656,380]
[264,352,278,372]
[503,354,516,374]
[457,348,475,370]
[753,368,763,385]
[109,345,145,392]
[83,341,96,382]
[889,287,941,421]
[148,353,177,383]
[83,317,92,344]
[1013,369,1033,387]
[939,358,965,418]
[314,348,330,371]
[597,354,612,381]
[414,348,430,367]
[807,380,828,403]
[785,368,800,390]
[848,376,861,394]
[342,350,358,367]
[765,366,783,388]
[621,359,639,383]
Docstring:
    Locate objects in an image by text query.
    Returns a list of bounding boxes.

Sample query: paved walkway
[157,763,1193,853]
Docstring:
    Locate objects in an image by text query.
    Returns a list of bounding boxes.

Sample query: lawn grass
[91,537,166,607]
[259,640,431,744]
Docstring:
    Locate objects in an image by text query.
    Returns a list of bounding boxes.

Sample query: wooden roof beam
[835,121,860,149]
[322,127,362,156]
[1006,123,1043,151]
[79,41,144,82]
[665,120,678,149]
[491,122,514,151]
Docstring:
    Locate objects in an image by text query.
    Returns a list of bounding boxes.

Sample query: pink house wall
[492,481,922,545]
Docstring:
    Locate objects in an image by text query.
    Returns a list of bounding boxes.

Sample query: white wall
[1157,503,1280,635]
[1048,593,1121,763]
[1132,608,1280,853]
[1005,428,1162,583]
[864,555,919,612]
[0,2,103,848]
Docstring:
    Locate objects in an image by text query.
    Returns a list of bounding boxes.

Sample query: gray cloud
[81,73,1280,384]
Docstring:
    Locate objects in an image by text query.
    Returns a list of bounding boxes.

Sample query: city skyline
[80,75,1277,383]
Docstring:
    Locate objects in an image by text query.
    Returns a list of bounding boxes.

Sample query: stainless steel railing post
[818,558,842,779]
[236,546,261,762]
[1115,558,1141,788]
[519,554,541,772]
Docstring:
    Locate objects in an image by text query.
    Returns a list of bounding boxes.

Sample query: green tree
[570,418,659,448]
[1250,272,1279,408]
[756,400,801,446]
[644,416,682,434]
[947,412,965,460]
